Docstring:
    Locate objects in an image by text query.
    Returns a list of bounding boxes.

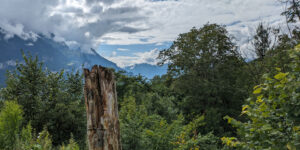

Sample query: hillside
[0,29,122,85]
[124,63,168,79]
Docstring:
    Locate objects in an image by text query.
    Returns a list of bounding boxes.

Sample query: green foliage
[36,127,53,150]
[59,135,80,150]
[0,6,298,149]
[245,27,296,86]
[119,95,177,150]
[0,101,23,149]
[172,115,219,150]
[43,71,86,147]
[158,23,249,137]
[119,95,219,150]
[1,52,45,129]
[16,123,81,150]
[16,123,35,150]
[0,100,79,150]
[16,124,53,150]
[253,22,272,59]
[119,96,146,150]
[119,84,181,150]
[158,23,239,76]
[222,45,300,149]
[0,52,86,147]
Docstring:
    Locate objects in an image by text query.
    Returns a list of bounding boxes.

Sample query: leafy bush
[0,101,23,149]
[222,45,300,149]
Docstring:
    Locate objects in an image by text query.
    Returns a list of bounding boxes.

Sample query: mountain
[0,28,121,86]
[0,28,168,86]
[81,48,120,70]
[125,63,168,79]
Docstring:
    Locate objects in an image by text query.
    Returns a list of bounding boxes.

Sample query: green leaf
[287,143,296,150]
[274,72,288,80]
[253,87,262,94]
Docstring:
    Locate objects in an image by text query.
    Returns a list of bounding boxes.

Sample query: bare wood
[84,65,121,150]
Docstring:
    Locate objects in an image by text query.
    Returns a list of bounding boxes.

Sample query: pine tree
[281,0,300,23]
[253,23,271,59]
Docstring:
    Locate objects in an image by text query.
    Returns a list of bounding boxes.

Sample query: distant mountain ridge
[0,28,168,85]
[124,63,168,79]
[0,29,121,86]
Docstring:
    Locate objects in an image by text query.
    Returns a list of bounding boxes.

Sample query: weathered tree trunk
[84,65,121,150]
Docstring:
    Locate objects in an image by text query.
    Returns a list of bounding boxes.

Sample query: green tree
[246,23,274,86]
[158,23,249,137]
[59,135,80,150]
[16,123,81,150]
[0,101,23,149]
[253,23,272,60]
[222,45,300,149]
[36,127,53,150]
[172,115,219,150]
[119,95,218,150]
[1,52,46,130]
[281,0,300,23]
[16,124,54,150]
[119,96,147,150]
[42,70,86,147]
[0,52,86,147]
[16,123,35,150]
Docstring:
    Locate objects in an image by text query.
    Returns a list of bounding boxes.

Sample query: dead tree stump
[84,65,121,150]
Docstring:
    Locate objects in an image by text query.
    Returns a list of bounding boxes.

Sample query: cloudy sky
[0,0,286,67]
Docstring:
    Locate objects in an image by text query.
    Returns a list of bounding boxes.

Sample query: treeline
[0,53,85,149]
[0,0,299,149]
[116,22,299,149]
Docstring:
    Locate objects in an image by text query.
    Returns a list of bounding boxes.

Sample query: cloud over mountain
[0,0,287,65]
[0,0,147,51]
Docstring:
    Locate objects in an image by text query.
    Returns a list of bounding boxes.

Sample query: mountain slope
[81,48,120,70]
[0,29,121,86]
[0,28,168,86]
[125,63,168,79]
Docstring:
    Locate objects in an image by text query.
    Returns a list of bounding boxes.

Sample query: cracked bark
[84,65,121,150]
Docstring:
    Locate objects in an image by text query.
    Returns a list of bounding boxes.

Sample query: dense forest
[0,0,299,149]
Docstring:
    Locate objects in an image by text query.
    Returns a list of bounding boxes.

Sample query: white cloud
[0,60,17,70]
[155,42,164,46]
[0,21,38,41]
[26,43,34,46]
[117,48,129,51]
[102,0,288,66]
[0,63,4,70]
[85,32,91,38]
[107,48,159,68]
[0,0,288,60]
[99,0,285,45]
[112,51,117,56]
[0,0,147,51]
[6,60,16,66]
